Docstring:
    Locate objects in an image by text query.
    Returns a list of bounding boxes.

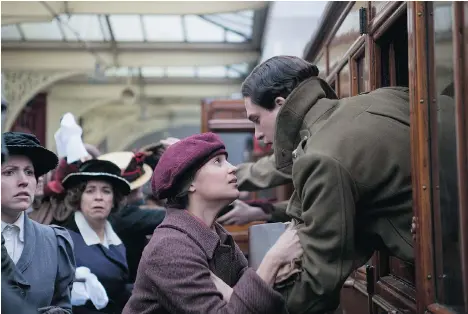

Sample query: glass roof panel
[141,67,165,77]
[198,66,227,77]
[2,10,258,43]
[205,11,253,38]
[239,10,255,19]
[1,25,22,41]
[20,19,64,40]
[185,15,224,42]
[109,15,144,41]
[230,63,249,74]
[99,15,112,41]
[59,14,107,41]
[227,68,242,78]
[226,31,245,43]
[166,67,196,77]
[92,63,249,79]
[143,15,184,41]
[105,67,139,77]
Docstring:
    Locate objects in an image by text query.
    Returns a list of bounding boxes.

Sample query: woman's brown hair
[64,182,126,214]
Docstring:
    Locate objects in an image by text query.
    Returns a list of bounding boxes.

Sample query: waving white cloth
[54,112,89,163]
[71,266,109,310]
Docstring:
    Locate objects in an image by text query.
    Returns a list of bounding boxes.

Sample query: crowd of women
[1,106,301,314]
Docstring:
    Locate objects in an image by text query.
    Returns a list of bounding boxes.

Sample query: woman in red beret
[123,132,302,314]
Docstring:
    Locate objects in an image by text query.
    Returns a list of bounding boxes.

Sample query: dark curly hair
[64,182,126,214]
[241,56,319,110]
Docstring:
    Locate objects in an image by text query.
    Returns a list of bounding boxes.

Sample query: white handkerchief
[71,266,109,310]
[54,113,89,163]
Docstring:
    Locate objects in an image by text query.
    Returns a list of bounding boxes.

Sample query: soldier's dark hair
[241,56,319,110]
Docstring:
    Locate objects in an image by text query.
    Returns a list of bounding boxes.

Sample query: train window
[376,11,409,88]
[339,63,351,98]
[356,54,368,93]
[328,2,364,72]
[389,257,415,286]
[315,52,327,78]
[431,2,463,311]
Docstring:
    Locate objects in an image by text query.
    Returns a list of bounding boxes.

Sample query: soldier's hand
[217,200,271,225]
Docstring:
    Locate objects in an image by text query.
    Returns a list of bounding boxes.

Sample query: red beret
[151,132,227,200]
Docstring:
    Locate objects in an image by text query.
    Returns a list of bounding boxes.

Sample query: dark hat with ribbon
[3,131,58,177]
[99,151,152,191]
[62,159,131,195]
[139,142,166,170]
[45,158,80,196]
[151,132,227,200]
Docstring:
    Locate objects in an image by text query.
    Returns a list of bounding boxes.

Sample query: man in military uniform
[241,56,413,313]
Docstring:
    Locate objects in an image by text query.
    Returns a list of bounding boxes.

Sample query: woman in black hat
[61,159,132,314]
[1,131,75,314]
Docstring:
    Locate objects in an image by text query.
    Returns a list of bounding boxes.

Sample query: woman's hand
[210,272,233,302]
[266,224,303,266]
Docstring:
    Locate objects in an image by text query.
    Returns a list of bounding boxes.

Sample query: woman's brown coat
[123,208,286,314]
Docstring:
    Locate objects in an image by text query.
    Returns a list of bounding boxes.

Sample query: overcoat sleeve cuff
[232,267,286,313]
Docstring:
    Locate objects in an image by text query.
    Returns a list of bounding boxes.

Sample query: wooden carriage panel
[201,99,253,133]
[407,1,437,312]
[424,1,467,312]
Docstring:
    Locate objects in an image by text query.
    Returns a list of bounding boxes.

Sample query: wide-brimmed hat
[3,132,58,177]
[151,132,227,200]
[98,151,152,191]
[62,159,131,195]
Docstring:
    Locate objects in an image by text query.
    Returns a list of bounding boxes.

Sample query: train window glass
[315,53,326,78]
[356,54,368,93]
[339,63,351,98]
[389,257,415,286]
[328,2,364,72]
[376,11,409,88]
[432,2,463,311]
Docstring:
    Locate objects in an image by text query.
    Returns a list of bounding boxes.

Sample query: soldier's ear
[274,97,286,107]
